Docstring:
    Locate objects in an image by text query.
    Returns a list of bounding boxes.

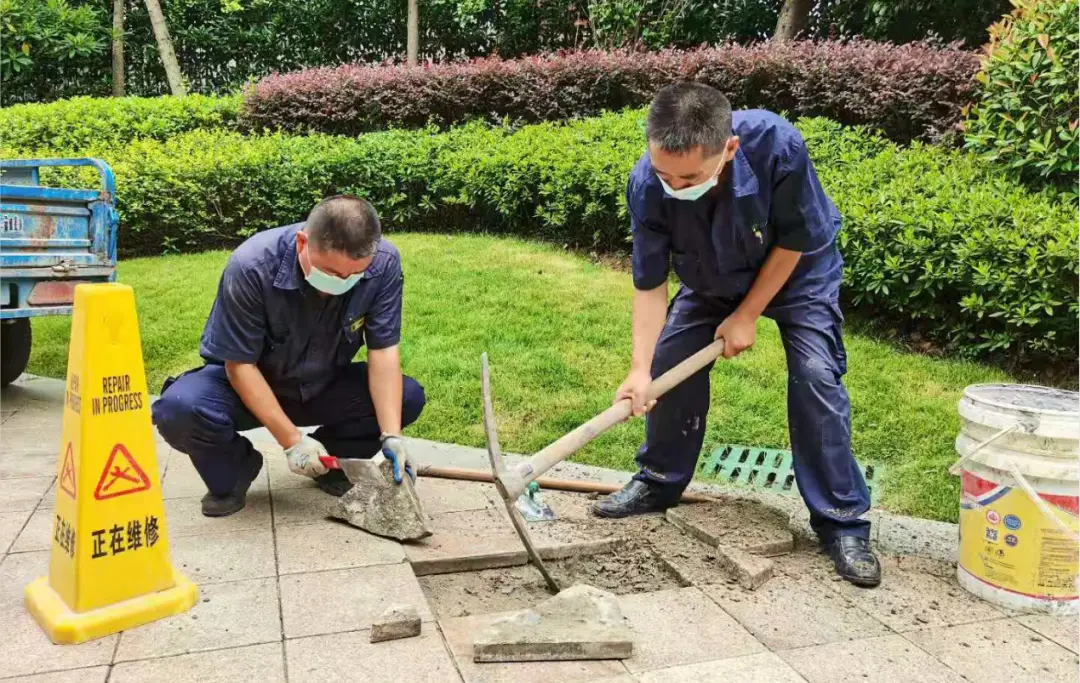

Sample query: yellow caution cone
[25,283,198,644]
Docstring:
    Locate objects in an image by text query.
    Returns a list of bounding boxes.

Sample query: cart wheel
[1,318,32,388]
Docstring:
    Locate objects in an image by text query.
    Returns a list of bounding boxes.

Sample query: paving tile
[405,507,523,573]
[170,528,277,584]
[0,476,52,513]
[286,630,460,683]
[269,486,339,526]
[162,453,267,499]
[779,634,967,683]
[114,576,281,662]
[3,666,110,683]
[440,613,628,683]
[274,521,405,575]
[280,563,432,638]
[109,641,286,683]
[876,514,958,564]
[1017,614,1080,653]
[638,652,809,682]
[0,552,117,678]
[9,507,50,552]
[0,448,58,480]
[163,493,272,539]
[666,500,794,556]
[702,552,890,650]
[829,556,1003,632]
[905,618,1080,683]
[0,508,33,552]
[620,587,765,673]
[1,421,64,449]
[415,477,494,515]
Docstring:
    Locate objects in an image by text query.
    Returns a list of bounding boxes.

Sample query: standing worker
[153,195,425,517]
[594,83,880,587]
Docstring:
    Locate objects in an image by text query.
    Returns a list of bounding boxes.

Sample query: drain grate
[697,444,883,505]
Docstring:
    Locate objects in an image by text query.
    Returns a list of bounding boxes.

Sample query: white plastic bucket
[953,384,1079,614]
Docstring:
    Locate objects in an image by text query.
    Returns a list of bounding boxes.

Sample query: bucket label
[959,471,1078,600]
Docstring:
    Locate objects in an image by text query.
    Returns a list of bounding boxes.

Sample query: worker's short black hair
[645,82,733,156]
[305,195,381,259]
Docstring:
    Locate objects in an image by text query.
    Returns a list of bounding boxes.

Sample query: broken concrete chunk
[716,543,774,591]
[370,604,422,643]
[332,455,433,541]
[473,584,633,662]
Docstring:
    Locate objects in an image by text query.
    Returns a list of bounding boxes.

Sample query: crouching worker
[152,195,426,517]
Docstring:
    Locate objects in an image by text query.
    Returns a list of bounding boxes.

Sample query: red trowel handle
[319,455,342,470]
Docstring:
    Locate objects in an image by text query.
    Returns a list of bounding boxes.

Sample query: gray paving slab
[439,613,629,683]
[163,493,272,539]
[876,513,958,563]
[0,508,33,553]
[274,519,406,575]
[285,630,461,683]
[8,507,51,553]
[0,551,118,678]
[829,556,1004,632]
[279,563,432,639]
[1017,614,1080,654]
[779,634,968,683]
[405,507,525,574]
[619,587,765,673]
[170,528,277,584]
[905,618,1080,683]
[415,476,495,515]
[268,485,339,526]
[637,652,809,682]
[702,553,891,650]
[113,576,281,662]
[3,666,110,683]
[0,449,58,480]
[109,642,286,683]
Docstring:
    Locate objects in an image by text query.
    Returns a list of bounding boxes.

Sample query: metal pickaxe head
[481,353,561,593]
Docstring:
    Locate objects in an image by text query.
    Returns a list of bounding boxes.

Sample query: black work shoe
[826,536,881,588]
[201,454,263,517]
[314,468,353,497]
[592,479,678,518]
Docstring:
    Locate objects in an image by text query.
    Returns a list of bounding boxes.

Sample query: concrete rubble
[332,455,433,541]
[370,604,423,643]
[472,584,633,663]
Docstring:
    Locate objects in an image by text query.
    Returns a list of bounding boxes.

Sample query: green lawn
[28,233,1008,522]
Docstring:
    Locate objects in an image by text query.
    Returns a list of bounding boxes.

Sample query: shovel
[482,338,727,593]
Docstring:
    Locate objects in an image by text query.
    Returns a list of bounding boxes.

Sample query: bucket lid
[963,384,1078,417]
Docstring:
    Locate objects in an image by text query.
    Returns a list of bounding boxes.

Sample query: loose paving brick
[666,500,795,556]
[440,613,629,683]
[780,634,967,683]
[280,563,431,639]
[416,476,494,515]
[114,577,281,662]
[109,642,286,683]
[473,585,633,662]
[619,587,765,673]
[370,603,422,642]
[637,652,809,683]
[905,618,1080,683]
[286,630,461,683]
[406,507,526,574]
[715,543,774,590]
[274,519,406,575]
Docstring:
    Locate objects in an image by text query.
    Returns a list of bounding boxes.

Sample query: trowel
[320,453,433,541]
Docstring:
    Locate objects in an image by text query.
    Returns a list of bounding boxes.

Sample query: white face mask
[305,264,362,296]
[657,153,726,201]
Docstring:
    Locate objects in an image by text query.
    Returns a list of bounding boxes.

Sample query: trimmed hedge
[0,95,242,151]
[241,40,980,144]
[9,111,1075,363]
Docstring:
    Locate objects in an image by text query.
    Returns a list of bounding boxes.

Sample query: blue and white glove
[285,435,330,478]
[380,434,414,484]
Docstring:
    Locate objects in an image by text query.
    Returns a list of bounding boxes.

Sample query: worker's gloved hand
[381,435,414,484]
[285,435,331,478]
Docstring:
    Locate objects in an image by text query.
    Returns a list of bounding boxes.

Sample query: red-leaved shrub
[241,40,979,143]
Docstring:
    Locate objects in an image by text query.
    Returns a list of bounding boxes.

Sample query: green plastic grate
[697,444,883,505]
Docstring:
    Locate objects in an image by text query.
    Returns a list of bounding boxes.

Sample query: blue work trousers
[151,363,426,495]
[635,286,871,541]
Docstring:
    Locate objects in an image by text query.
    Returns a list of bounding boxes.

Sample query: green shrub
[963,0,1080,191]
[0,94,242,150]
[8,111,1075,363]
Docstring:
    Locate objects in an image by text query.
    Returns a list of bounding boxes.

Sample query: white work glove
[380,434,414,484]
[285,435,330,478]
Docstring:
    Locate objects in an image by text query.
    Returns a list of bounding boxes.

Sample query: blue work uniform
[151,224,426,495]
[629,109,870,541]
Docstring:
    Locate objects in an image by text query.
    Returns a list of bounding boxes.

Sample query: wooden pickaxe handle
[499,338,726,499]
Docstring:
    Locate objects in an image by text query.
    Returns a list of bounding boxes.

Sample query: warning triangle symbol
[60,443,77,499]
[93,443,152,500]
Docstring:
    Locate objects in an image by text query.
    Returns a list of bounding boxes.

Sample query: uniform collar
[731,147,759,199]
